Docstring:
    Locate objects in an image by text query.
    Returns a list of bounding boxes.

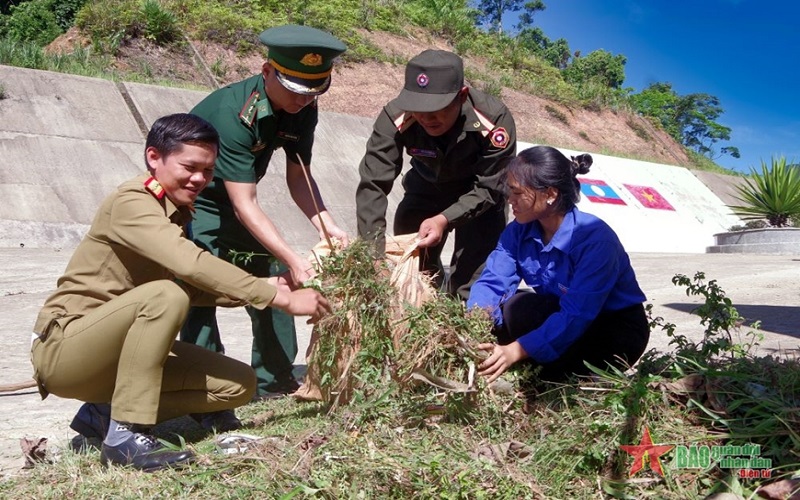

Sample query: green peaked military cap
[259,24,347,96]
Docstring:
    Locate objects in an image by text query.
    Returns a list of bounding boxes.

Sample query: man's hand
[286,256,317,288]
[477,341,528,383]
[271,288,331,324]
[321,223,350,247]
[416,214,448,248]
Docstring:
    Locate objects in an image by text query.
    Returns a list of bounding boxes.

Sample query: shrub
[729,156,800,227]
[53,0,88,30]
[75,0,138,51]
[3,0,63,46]
[140,0,179,44]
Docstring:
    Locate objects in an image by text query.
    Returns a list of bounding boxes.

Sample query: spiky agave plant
[729,156,800,227]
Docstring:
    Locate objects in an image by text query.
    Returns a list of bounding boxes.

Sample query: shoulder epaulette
[144,176,165,200]
[393,112,417,133]
[239,90,260,127]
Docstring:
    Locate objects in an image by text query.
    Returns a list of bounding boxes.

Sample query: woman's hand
[477,341,528,383]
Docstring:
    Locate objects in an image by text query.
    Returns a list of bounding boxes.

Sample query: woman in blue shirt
[468,145,649,385]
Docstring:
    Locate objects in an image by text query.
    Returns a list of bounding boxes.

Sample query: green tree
[477,0,543,34]
[562,49,626,89]
[631,82,738,160]
[515,0,545,30]
[516,26,570,69]
[3,0,62,45]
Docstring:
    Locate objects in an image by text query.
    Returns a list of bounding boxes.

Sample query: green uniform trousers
[180,215,298,395]
[31,280,256,425]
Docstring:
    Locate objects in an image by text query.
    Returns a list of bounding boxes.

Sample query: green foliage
[403,0,477,42]
[53,0,87,30]
[0,82,6,99]
[2,0,62,45]
[75,0,138,52]
[516,26,570,69]
[562,48,626,89]
[75,0,181,51]
[631,82,738,160]
[140,0,179,44]
[669,272,754,360]
[729,156,800,227]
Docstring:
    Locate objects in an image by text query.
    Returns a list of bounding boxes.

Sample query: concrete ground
[2,247,798,477]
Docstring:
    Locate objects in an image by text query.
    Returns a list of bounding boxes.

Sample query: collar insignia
[144,176,165,199]
[239,90,260,126]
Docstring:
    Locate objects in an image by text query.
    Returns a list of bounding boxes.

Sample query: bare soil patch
[45,29,691,166]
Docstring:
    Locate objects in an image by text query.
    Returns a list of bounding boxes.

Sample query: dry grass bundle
[295,235,497,414]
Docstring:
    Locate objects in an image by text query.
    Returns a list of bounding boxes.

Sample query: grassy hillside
[0,0,737,173]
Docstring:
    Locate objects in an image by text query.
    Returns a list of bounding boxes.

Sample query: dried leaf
[20,437,48,468]
[757,478,800,500]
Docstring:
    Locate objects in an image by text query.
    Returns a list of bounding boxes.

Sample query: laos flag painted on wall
[580,178,626,205]
[624,184,675,211]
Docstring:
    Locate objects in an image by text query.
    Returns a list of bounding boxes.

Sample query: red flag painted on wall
[623,184,675,211]
[580,178,626,205]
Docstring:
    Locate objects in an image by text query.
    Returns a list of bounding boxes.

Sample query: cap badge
[300,53,323,67]
[490,127,509,148]
[416,73,429,88]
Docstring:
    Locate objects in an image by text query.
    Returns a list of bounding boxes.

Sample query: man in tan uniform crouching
[30,113,330,472]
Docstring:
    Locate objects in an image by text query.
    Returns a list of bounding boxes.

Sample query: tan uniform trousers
[31,280,256,425]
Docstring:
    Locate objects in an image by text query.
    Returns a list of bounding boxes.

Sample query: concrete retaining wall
[0,64,747,253]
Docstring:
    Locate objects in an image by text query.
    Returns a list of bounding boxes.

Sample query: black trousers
[394,191,506,301]
[494,291,650,383]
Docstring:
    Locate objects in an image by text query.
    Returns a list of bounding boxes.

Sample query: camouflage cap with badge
[259,25,347,96]
[391,49,464,112]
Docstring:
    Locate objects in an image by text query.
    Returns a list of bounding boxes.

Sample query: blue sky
[508,1,800,173]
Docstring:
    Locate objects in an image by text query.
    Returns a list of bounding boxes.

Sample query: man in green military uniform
[33,113,331,471]
[356,49,517,300]
[180,25,349,407]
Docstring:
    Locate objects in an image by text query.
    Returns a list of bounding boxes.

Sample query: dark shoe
[190,409,242,432]
[254,378,301,401]
[70,403,111,439]
[100,433,195,472]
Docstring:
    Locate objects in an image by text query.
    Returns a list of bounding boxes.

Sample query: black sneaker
[70,403,111,439]
[100,432,195,472]
[253,378,301,401]
[190,409,242,432]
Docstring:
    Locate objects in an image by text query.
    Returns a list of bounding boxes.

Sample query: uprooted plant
[295,237,516,425]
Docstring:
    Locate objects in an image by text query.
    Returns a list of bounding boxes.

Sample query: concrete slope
[0,64,751,254]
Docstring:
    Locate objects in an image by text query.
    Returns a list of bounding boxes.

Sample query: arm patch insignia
[490,127,509,149]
